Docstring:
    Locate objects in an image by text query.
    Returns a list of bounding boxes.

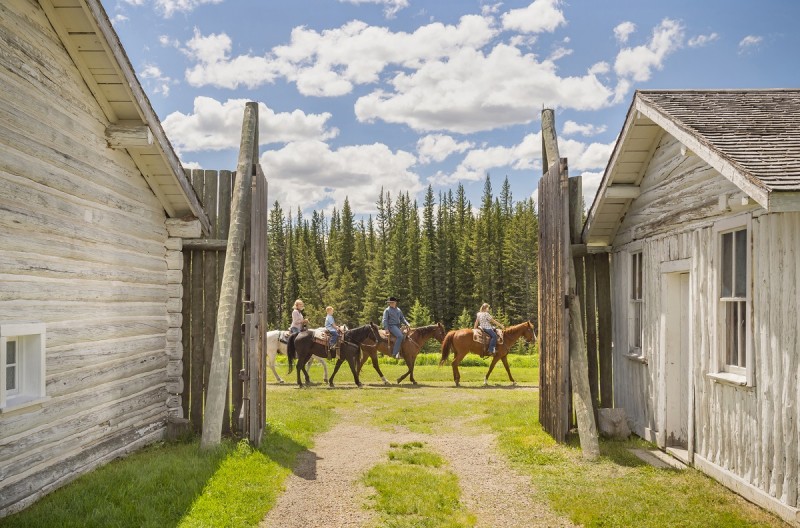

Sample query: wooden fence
[538,125,614,443]
[179,165,268,443]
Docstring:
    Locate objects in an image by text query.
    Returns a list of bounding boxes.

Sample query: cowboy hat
[386,296,399,303]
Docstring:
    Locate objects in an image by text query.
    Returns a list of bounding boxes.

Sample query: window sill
[0,395,50,416]
[624,352,648,365]
[706,372,751,389]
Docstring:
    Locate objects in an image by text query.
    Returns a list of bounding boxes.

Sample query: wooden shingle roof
[583,89,800,246]
[639,89,800,192]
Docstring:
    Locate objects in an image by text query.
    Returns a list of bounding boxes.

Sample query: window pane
[738,300,747,368]
[735,229,747,297]
[721,232,733,297]
[637,253,643,299]
[6,341,15,365]
[6,366,15,391]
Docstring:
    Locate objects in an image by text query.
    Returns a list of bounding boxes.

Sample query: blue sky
[109,0,800,215]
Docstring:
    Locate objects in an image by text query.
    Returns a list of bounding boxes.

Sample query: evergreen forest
[266,175,539,344]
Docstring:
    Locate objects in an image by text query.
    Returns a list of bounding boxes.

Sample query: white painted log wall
[0,0,173,515]
[612,132,800,512]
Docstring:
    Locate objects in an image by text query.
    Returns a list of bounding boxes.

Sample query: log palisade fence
[538,109,612,445]
[179,104,268,446]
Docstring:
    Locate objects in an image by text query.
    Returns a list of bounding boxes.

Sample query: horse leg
[329,358,345,387]
[484,355,501,386]
[371,352,389,385]
[296,354,307,387]
[267,351,284,384]
[452,352,465,387]
[346,354,362,388]
[500,355,516,385]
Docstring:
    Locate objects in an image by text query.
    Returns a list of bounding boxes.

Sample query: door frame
[657,258,694,463]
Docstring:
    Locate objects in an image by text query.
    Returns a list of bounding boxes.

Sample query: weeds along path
[260,384,574,528]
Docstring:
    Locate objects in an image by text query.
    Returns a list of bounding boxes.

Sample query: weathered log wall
[0,0,172,515]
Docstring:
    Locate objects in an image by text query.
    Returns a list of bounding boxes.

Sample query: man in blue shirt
[382,296,410,359]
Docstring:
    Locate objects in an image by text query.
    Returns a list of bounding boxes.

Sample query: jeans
[290,327,300,335]
[387,325,404,357]
[482,327,498,353]
[328,328,339,345]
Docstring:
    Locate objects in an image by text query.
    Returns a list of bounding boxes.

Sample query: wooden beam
[605,184,641,200]
[165,218,202,238]
[105,124,153,149]
[201,102,258,449]
[182,239,227,251]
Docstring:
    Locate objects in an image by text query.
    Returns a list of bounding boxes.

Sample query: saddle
[472,328,504,346]
[311,327,331,348]
[380,327,409,356]
[279,331,291,344]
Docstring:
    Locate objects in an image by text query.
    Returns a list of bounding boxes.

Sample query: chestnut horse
[358,323,447,385]
[439,320,536,387]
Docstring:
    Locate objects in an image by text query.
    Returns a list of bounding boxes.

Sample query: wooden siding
[612,130,800,515]
[0,0,169,515]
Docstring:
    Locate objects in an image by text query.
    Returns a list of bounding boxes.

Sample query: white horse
[266,330,329,384]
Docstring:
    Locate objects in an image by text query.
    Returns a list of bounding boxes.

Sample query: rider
[290,299,308,335]
[382,296,410,359]
[324,306,342,354]
[474,303,504,355]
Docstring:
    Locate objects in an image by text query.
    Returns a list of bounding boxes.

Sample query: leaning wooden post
[542,109,599,460]
[201,102,258,449]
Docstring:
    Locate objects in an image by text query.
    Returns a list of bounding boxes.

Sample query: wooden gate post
[201,103,258,449]
[542,109,599,459]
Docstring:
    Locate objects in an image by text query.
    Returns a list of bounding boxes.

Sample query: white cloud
[155,0,222,17]
[613,21,636,44]
[162,97,339,153]
[481,2,503,16]
[432,133,613,186]
[261,141,422,213]
[140,64,173,96]
[111,14,129,25]
[183,29,280,89]
[548,46,573,61]
[417,134,474,164]
[579,170,604,211]
[614,18,684,82]
[562,120,607,137]
[183,16,497,94]
[739,35,763,54]
[339,0,409,18]
[355,44,614,133]
[502,0,566,34]
[688,32,719,48]
[431,133,542,184]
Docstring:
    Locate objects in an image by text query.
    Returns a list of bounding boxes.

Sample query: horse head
[434,322,447,341]
[368,321,380,343]
[523,320,536,344]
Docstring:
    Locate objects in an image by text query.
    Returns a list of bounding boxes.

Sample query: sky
[109,0,800,217]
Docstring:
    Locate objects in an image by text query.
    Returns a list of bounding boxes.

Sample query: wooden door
[665,271,690,450]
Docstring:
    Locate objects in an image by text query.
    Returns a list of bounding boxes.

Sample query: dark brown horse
[358,323,447,385]
[439,320,536,387]
[288,322,380,387]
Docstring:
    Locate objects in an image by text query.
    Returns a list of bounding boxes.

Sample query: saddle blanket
[312,327,330,347]
[472,328,503,345]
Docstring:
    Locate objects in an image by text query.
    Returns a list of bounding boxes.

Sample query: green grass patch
[2,388,336,528]
[363,443,475,528]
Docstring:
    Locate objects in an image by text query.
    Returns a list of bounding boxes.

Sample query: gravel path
[260,396,575,528]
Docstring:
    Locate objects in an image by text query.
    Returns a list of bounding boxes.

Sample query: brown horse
[439,320,536,387]
[359,323,447,385]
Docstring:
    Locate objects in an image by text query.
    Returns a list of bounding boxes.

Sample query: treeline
[266,175,539,336]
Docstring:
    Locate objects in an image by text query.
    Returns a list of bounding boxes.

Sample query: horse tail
[439,331,454,366]
[287,332,297,370]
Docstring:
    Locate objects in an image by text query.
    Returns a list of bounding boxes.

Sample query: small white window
[630,251,644,355]
[0,322,47,412]
[712,215,752,385]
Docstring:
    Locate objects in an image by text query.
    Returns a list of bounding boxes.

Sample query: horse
[358,323,447,385]
[439,320,536,387]
[287,322,380,388]
[265,330,329,384]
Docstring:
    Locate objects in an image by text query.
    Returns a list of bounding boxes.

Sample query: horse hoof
[412,381,418,386]
[358,383,364,389]
[382,378,390,385]
[323,378,329,384]
[396,379,402,385]
[278,379,285,384]
[511,381,517,386]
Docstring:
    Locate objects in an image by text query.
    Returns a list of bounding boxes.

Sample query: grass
[2,364,789,527]
[363,442,475,528]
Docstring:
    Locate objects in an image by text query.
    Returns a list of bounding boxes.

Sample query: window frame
[5,337,19,396]
[712,214,753,386]
[0,322,47,412]
[624,242,645,362]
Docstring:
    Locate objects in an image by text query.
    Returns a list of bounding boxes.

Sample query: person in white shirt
[474,303,504,355]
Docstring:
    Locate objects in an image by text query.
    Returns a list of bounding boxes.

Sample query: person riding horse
[474,303,504,355]
[290,299,309,335]
[382,296,410,359]
[324,305,343,357]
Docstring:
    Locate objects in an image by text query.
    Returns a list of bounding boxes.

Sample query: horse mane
[344,323,373,343]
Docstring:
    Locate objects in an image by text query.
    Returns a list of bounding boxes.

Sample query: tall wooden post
[542,109,599,460]
[201,103,258,449]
